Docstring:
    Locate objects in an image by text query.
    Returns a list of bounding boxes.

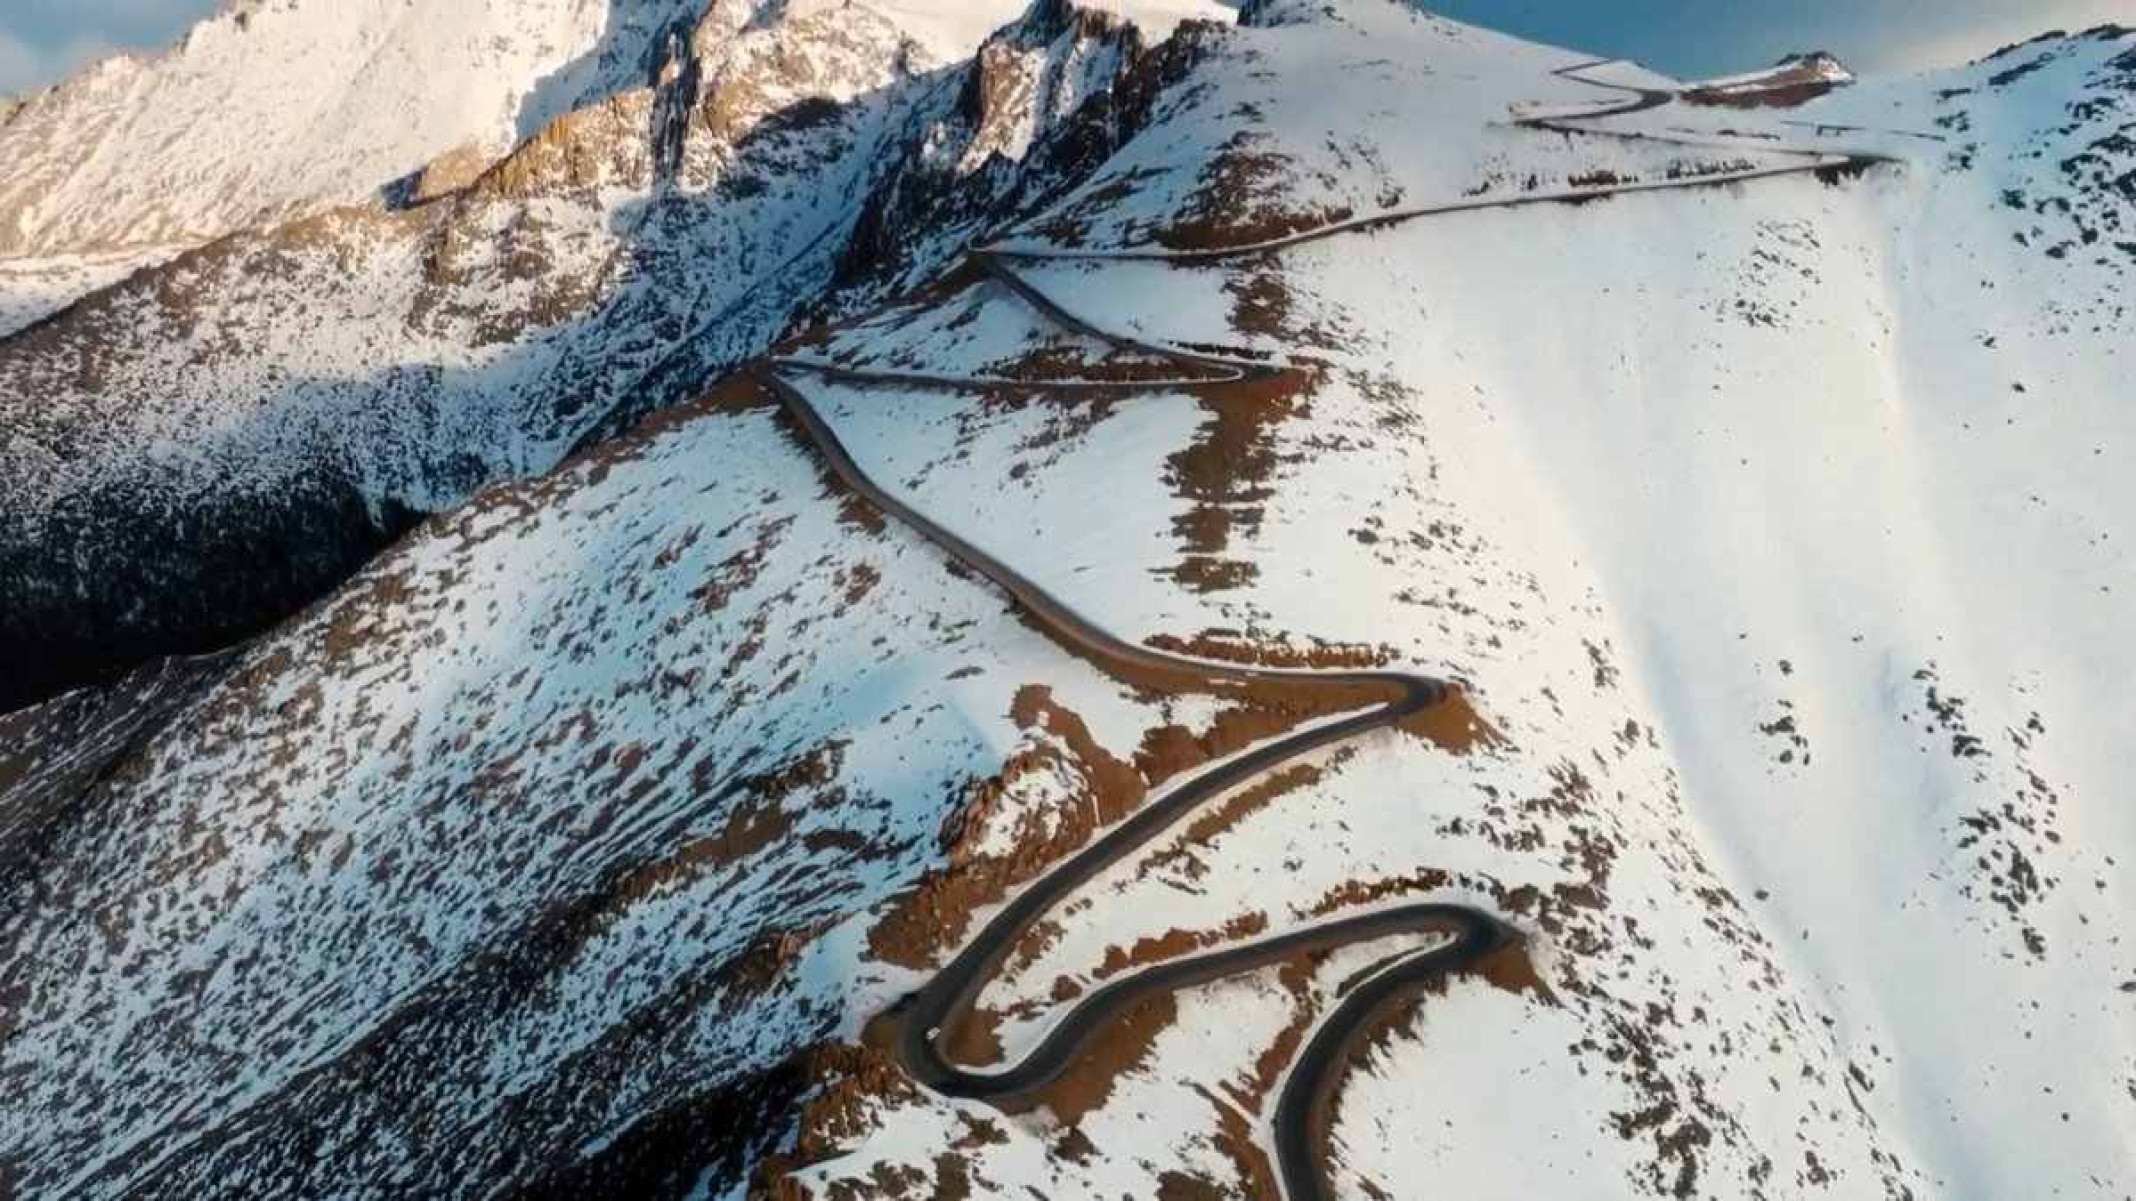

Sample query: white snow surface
[0,0,675,257]
[0,246,183,336]
[774,10,2136,1199]
[861,0,1232,65]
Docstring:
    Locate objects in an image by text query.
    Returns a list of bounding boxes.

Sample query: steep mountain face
[0,381,1262,1198]
[0,0,1228,709]
[0,0,736,261]
[2,2,2132,1200]
[762,15,2136,1198]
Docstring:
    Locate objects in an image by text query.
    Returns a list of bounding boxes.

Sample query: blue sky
[2,0,2129,95]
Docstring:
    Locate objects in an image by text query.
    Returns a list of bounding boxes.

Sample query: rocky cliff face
[0,0,735,260]
[0,0,1223,710]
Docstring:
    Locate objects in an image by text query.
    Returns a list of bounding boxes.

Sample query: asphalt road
[980,59,1896,266]
[759,363,1504,1199]
[755,61,1900,1199]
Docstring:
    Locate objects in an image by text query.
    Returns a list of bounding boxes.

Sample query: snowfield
[1,1,2131,1198]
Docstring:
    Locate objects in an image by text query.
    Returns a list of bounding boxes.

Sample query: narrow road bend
[752,58,1898,1199]
[758,362,1507,1201]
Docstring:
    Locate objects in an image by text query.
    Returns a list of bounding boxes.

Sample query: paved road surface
[760,365,1502,1200]
[757,61,1902,1199]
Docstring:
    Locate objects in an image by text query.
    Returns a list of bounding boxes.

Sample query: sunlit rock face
[0,0,1214,709]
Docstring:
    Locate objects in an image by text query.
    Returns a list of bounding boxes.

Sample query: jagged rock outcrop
[0,0,1218,711]
[0,0,716,259]
[820,2,1230,311]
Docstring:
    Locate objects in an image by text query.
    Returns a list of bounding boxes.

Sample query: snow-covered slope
[2,2,2131,1199]
[764,12,2135,1197]
[0,0,1230,262]
[0,381,1260,1197]
[0,0,683,259]
[0,0,1233,709]
[0,246,181,336]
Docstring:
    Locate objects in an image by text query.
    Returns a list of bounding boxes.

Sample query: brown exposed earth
[1157,141,1358,252]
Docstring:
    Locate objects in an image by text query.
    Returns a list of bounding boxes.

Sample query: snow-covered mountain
[1,2,2131,1199]
[0,0,1216,265]
[0,0,1228,708]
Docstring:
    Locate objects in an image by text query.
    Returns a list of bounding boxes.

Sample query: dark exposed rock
[0,471,418,714]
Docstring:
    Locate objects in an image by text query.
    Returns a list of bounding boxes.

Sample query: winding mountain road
[759,364,1502,1201]
[983,59,1898,266]
[757,61,1902,1200]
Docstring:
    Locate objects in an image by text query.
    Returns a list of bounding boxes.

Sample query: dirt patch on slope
[1156,140,1354,252]
[1163,367,1319,593]
[868,681,1376,976]
[1145,631,1391,669]
[869,686,1148,972]
[1093,912,1274,982]
[1138,764,1325,883]
[1397,686,1501,755]
[1036,990,1182,1125]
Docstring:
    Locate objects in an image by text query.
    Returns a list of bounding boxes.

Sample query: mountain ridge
[0,0,1231,710]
